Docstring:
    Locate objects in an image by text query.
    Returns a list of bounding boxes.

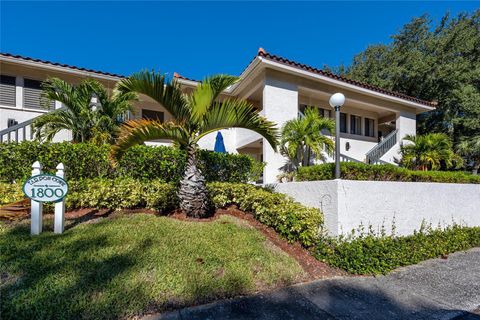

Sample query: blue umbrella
[214,131,227,153]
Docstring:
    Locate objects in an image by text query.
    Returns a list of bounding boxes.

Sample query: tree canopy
[338,10,479,164]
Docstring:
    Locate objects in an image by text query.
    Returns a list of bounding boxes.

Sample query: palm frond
[111,119,189,161]
[41,78,85,115]
[197,98,278,150]
[33,109,81,142]
[189,82,214,123]
[116,70,190,121]
[203,75,238,102]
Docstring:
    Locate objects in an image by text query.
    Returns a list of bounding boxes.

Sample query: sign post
[30,161,43,235]
[23,161,69,235]
[54,163,66,234]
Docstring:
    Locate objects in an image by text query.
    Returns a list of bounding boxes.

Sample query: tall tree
[342,11,480,155]
[456,135,480,174]
[33,78,136,144]
[112,71,278,218]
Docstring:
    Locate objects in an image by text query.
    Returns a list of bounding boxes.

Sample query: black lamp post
[329,93,345,179]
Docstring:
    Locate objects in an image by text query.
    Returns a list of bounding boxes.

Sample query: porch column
[262,77,298,183]
[396,111,416,141]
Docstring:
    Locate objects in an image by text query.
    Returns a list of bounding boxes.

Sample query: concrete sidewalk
[150,248,480,320]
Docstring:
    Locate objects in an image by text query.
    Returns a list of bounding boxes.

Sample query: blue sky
[1,1,477,79]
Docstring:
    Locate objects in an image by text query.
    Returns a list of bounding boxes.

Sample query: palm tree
[111,71,278,218]
[280,107,335,170]
[33,78,136,144]
[399,133,463,171]
[456,135,480,175]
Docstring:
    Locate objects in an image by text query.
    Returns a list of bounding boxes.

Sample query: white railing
[0,118,36,143]
[339,153,362,163]
[365,129,398,164]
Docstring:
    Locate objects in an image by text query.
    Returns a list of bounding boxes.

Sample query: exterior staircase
[0,117,36,143]
[365,129,398,164]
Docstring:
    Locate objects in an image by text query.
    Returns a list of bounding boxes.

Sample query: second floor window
[340,113,347,133]
[365,118,375,137]
[0,75,16,107]
[24,78,54,109]
[350,115,362,135]
[319,108,331,118]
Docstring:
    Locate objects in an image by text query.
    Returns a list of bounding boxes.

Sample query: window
[340,113,347,133]
[319,108,331,118]
[23,78,54,109]
[298,105,331,119]
[142,109,164,122]
[365,118,375,137]
[0,75,16,106]
[350,115,362,135]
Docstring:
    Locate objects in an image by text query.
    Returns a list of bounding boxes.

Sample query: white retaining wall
[274,180,480,237]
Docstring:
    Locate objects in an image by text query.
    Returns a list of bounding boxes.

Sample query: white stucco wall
[262,77,298,183]
[236,128,262,149]
[380,111,416,164]
[0,106,46,131]
[1,106,71,142]
[275,180,480,237]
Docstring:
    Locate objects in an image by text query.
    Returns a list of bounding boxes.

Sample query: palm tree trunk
[178,144,211,218]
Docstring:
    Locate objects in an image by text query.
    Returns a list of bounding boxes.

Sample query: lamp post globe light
[329,93,345,179]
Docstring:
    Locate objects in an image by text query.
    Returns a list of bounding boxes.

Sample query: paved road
[150,248,480,320]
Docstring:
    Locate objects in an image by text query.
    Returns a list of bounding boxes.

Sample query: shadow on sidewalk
[153,278,480,320]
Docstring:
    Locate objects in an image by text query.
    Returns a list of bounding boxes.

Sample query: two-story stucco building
[0,49,435,183]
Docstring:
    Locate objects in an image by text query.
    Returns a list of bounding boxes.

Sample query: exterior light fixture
[329,93,346,179]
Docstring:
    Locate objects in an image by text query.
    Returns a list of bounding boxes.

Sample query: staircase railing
[366,129,398,164]
[339,153,362,163]
[0,118,36,143]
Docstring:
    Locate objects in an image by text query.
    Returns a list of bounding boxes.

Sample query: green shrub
[296,162,480,184]
[315,224,480,274]
[208,182,323,247]
[66,178,177,212]
[0,183,23,206]
[0,141,262,183]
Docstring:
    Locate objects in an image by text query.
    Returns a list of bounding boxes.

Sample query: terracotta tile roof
[256,49,436,108]
[173,72,198,82]
[0,52,125,79]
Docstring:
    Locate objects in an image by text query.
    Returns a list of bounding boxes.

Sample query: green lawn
[0,214,304,320]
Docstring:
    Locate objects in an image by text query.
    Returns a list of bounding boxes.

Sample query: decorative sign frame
[23,174,69,203]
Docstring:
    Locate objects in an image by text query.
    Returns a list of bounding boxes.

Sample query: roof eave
[0,54,123,81]
[257,57,435,113]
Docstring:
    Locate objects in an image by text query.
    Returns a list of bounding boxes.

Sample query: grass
[0,214,304,320]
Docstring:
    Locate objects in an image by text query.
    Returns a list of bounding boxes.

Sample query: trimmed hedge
[0,180,323,247]
[66,178,178,212]
[208,183,323,247]
[0,141,263,183]
[296,162,480,184]
[315,224,480,274]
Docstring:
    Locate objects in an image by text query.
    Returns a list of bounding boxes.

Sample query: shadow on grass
[0,222,150,319]
[0,218,253,320]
